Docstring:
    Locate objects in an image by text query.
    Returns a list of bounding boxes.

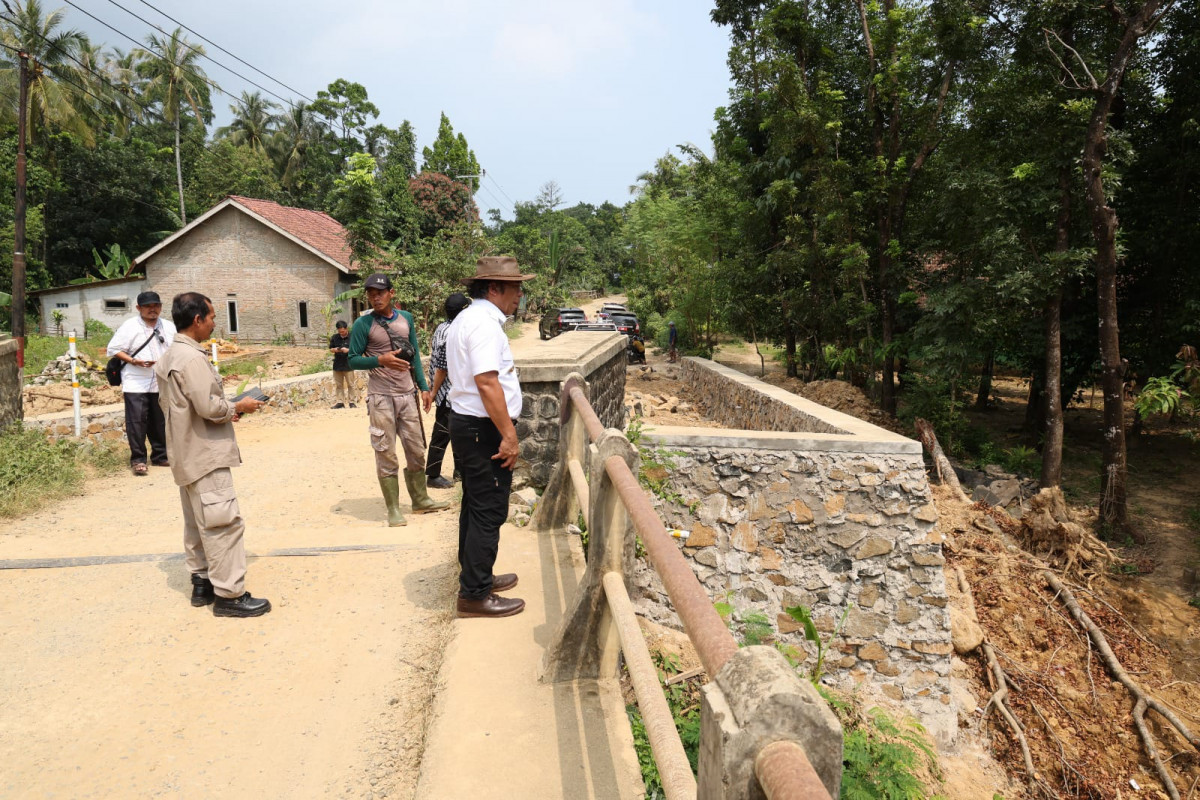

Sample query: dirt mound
[23,382,123,416]
[762,376,908,433]
[933,483,1200,798]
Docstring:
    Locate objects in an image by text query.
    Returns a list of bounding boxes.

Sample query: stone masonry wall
[516,346,626,488]
[631,358,955,743]
[26,371,345,444]
[680,357,845,434]
[0,337,21,428]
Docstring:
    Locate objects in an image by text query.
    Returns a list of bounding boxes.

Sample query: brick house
[33,195,359,344]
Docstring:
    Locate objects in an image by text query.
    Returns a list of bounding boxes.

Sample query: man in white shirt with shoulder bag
[106,290,176,476]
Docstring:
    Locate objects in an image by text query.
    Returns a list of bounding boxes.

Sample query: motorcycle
[626,333,646,364]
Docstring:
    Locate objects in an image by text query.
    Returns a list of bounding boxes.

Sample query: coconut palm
[0,0,94,144]
[215,90,278,154]
[270,100,325,188]
[99,47,145,138]
[136,27,214,224]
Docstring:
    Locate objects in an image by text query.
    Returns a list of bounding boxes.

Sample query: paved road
[0,403,459,800]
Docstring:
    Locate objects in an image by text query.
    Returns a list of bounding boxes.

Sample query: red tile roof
[228,195,353,271]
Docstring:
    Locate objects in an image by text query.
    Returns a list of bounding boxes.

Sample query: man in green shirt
[348,273,451,526]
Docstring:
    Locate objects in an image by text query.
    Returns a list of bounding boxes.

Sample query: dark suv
[608,312,640,337]
[539,308,587,339]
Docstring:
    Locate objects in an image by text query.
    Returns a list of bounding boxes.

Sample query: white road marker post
[211,341,218,371]
[68,330,81,437]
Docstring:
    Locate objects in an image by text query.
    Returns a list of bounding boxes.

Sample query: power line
[101,0,296,108]
[134,0,313,103]
[486,171,517,208]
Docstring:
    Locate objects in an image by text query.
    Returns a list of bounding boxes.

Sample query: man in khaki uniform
[348,273,450,526]
[155,292,271,618]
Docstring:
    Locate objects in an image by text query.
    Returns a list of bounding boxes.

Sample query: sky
[67,0,735,218]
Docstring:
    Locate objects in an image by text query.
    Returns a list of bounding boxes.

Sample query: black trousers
[450,411,513,599]
[426,403,457,479]
[124,391,167,465]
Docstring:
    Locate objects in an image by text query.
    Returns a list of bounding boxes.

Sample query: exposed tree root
[915,418,969,502]
[1044,572,1200,800]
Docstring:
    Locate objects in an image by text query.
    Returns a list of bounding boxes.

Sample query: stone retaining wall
[512,332,626,488]
[0,337,21,428]
[634,358,955,743]
[26,371,344,443]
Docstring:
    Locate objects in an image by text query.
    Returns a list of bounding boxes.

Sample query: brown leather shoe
[456,593,525,618]
[492,573,518,593]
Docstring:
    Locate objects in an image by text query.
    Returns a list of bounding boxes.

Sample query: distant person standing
[348,273,451,526]
[667,320,678,363]
[424,293,470,489]
[156,292,270,617]
[329,320,357,409]
[447,257,533,618]
[106,291,176,476]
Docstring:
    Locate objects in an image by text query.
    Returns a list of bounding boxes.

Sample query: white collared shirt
[446,298,522,419]
[106,315,177,393]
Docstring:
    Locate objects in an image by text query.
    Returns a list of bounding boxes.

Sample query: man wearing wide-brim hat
[445,256,536,618]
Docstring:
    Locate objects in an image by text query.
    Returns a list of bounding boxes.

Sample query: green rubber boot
[405,469,451,514]
[378,475,407,527]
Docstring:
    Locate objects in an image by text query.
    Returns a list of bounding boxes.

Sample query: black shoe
[212,592,272,618]
[349,402,357,408]
[190,574,214,607]
[427,475,454,489]
[331,403,345,409]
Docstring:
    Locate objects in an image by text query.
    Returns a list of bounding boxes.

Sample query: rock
[511,513,531,527]
[950,609,984,654]
[511,473,529,491]
[951,465,988,489]
[854,536,894,559]
[972,515,1001,535]
[982,464,1011,478]
[952,680,978,719]
[676,402,693,414]
[730,521,757,552]
[566,524,582,535]
[973,478,1021,508]
[686,523,718,548]
[858,642,888,661]
[509,487,539,508]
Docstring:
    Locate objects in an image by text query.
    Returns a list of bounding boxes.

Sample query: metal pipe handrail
[754,740,831,800]
[603,571,698,800]
[603,454,740,678]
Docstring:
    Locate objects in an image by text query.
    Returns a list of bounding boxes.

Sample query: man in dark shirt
[329,320,357,409]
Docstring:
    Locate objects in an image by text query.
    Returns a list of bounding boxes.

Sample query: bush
[83,318,113,341]
[0,425,125,518]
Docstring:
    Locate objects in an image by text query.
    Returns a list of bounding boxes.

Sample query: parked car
[596,303,628,321]
[539,308,588,339]
[608,312,641,337]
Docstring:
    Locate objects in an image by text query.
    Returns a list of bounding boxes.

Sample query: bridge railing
[531,372,843,800]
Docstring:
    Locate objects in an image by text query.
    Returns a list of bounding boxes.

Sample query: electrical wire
[102,0,295,108]
[134,0,313,103]
[486,171,517,208]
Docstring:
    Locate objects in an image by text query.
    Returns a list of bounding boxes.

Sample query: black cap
[445,292,470,319]
[364,273,392,291]
[136,291,161,305]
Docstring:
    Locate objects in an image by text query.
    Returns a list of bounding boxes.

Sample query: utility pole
[12,49,30,374]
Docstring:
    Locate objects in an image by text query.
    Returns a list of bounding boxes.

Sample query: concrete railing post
[540,429,638,683]
[698,646,843,800]
[531,372,590,532]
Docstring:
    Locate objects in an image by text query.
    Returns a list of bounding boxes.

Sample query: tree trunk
[785,327,798,378]
[974,351,994,410]
[1041,290,1064,488]
[880,284,896,414]
[174,119,187,225]
[1024,372,1045,435]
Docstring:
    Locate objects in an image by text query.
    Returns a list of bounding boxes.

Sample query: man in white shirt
[446,256,534,618]
[106,291,177,476]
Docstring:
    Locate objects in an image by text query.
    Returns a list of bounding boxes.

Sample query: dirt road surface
[0,403,459,799]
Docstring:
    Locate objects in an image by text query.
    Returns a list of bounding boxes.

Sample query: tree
[408,171,478,239]
[216,90,278,154]
[269,100,325,192]
[309,79,378,163]
[535,180,564,211]
[1047,0,1177,533]
[187,139,281,211]
[137,27,214,225]
[420,112,480,190]
[331,151,383,267]
[0,0,94,144]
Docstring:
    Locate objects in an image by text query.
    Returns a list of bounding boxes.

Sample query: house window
[56,302,68,308]
[298,301,309,329]
[104,299,128,311]
[226,300,239,334]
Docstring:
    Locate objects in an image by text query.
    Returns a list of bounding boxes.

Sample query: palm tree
[270,100,324,188]
[215,90,277,153]
[100,47,145,138]
[0,0,94,144]
[137,27,214,224]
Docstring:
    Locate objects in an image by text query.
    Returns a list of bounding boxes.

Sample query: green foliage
[626,417,691,509]
[0,424,125,518]
[331,152,385,266]
[420,112,481,191]
[785,604,849,684]
[839,706,942,800]
[301,357,330,375]
[1002,446,1040,477]
[89,244,132,281]
[627,649,703,796]
[22,333,102,378]
[83,319,113,341]
[270,333,295,346]
[408,172,479,240]
[219,357,268,377]
[1135,375,1190,419]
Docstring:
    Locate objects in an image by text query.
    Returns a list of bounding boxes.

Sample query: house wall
[35,281,146,336]
[144,207,347,344]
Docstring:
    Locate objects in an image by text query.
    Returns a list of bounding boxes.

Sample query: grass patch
[218,357,269,377]
[0,424,126,519]
[301,356,331,375]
